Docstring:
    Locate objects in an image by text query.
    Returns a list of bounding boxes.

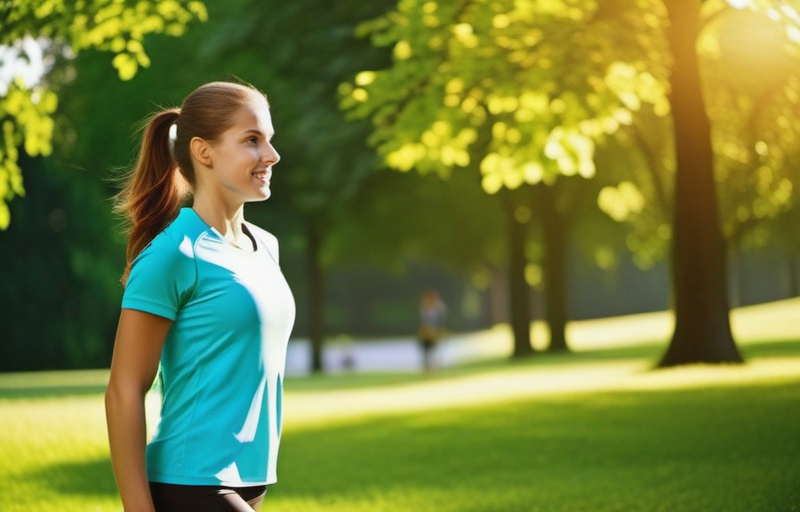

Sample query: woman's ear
[190,136,213,168]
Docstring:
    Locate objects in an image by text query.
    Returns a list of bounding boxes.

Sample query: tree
[658,0,742,366]
[658,0,800,365]
[702,2,800,259]
[0,0,207,229]
[590,2,799,311]
[0,151,124,370]
[341,0,671,357]
[346,0,800,366]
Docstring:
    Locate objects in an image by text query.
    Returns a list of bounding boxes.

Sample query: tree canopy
[341,0,671,193]
[341,0,674,355]
[0,0,207,229]
[342,0,800,364]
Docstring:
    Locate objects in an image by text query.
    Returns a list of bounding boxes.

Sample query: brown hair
[115,81,267,284]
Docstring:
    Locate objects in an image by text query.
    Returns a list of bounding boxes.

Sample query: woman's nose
[263,144,280,165]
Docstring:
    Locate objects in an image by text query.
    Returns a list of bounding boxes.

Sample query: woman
[105,81,295,512]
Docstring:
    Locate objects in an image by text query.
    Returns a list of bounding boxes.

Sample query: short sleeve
[122,233,198,320]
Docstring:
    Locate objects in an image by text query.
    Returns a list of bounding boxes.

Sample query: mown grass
[1,301,799,512]
[274,379,800,512]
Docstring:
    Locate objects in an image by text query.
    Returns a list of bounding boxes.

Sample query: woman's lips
[251,170,270,183]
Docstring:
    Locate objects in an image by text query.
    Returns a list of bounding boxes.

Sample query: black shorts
[149,482,267,512]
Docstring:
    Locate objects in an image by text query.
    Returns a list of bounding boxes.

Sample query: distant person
[105,81,295,512]
[418,289,447,371]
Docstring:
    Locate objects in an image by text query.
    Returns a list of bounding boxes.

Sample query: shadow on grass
[271,380,800,512]
[740,338,800,358]
[17,456,117,498]
[0,369,110,400]
[0,384,108,400]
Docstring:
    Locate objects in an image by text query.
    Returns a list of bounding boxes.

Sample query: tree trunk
[659,0,743,367]
[502,190,534,358]
[789,254,800,298]
[728,243,742,308]
[487,263,509,325]
[536,183,570,353]
[306,215,326,373]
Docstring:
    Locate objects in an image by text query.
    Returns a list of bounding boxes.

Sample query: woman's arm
[105,309,172,512]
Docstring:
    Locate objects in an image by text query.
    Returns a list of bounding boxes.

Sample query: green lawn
[1,300,799,512]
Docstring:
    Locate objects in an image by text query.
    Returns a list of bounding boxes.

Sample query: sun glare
[0,36,47,95]
[701,3,798,94]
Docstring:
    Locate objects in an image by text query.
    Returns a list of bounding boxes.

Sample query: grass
[1,299,799,512]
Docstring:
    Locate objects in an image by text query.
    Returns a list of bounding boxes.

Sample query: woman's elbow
[105,378,147,415]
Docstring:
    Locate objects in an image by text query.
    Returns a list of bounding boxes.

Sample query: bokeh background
[2,0,798,373]
[1,1,800,511]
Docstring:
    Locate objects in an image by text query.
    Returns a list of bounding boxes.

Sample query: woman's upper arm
[108,309,173,394]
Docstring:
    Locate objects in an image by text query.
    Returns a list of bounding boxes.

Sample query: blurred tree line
[1,0,798,372]
[342,0,800,365]
[1,0,502,371]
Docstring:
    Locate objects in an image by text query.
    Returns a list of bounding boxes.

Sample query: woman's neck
[191,193,248,247]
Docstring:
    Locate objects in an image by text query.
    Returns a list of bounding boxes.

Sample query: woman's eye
[246,137,258,144]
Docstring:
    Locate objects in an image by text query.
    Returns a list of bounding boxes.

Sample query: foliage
[592,103,674,268]
[0,0,207,228]
[327,169,505,275]
[609,0,800,264]
[0,153,123,371]
[210,0,399,255]
[701,0,800,248]
[339,0,678,354]
[341,0,670,194]
[342,0,800,272]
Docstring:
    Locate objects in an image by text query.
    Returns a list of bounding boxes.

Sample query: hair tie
[168,123,177,159]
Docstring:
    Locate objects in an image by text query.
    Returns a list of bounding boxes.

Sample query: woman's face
[204,98,280,204]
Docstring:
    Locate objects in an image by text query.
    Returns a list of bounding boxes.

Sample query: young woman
[105,81,295,512]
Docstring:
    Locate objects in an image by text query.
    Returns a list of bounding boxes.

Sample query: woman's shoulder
[123,214,203,312]
[133,211,207,268]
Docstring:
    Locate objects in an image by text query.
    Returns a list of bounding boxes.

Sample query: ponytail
[116,108,190,285]
[115,81,267,284]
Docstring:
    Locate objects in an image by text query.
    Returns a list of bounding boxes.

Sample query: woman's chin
[247,195,271,203]
[247,186,272,202]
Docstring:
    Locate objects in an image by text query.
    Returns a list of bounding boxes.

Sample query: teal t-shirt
[121,208,295,486]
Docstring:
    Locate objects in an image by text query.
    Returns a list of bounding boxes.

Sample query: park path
[284,297,800,376]
[284,329,509,376]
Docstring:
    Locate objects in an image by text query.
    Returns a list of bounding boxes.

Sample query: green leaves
[700,2,800,247]
[342,0,672,195]
[0,0,208,228]
[344,0,800,270]
[0,80,59,228]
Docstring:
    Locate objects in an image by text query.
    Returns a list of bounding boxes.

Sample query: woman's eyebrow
[240,128,275,139]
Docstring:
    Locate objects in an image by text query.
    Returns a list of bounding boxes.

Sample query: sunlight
[284,356,800,430]
[0,36,47,95]
[284,298,800,430]
[705,1,799,95]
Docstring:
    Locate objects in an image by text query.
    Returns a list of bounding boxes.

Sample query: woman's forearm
[105,384,155,512]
